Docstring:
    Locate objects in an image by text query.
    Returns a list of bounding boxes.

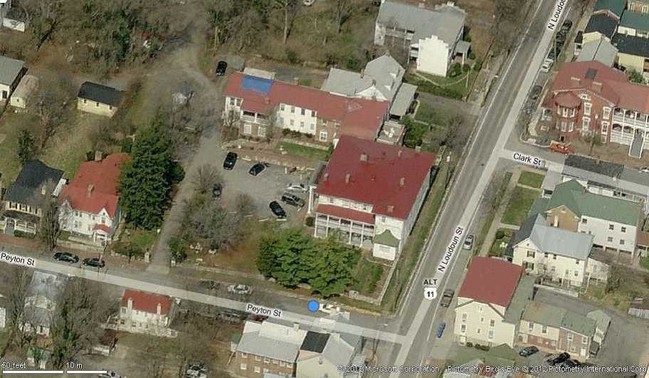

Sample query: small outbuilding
[77,81,124,118]
[9,74,38,109]
[0,55,25,102]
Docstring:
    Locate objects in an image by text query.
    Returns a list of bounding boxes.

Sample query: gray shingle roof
[523,301,596,337]
[390,83,417,117]
[576,38,618,66]
[584,13,619,38]
[4,160,64,206]
[0,55,24,86]
[612,32,649,58]
[77,81,124,106]
[514,214,594,260]
[377,1,465,46]
[503,275,535,324]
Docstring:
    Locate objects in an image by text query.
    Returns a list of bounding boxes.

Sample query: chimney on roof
[323,172,329,181]
[570,77,581,87]
[397,149,403,158]
[87,184,94,198]
[94,151,103,162]
[592,82,602,93]
[360,69,365,78]
[345,173,351,184]
[127,297,133,310]
[400,177,405,187]
[387,205,394,213]
[360,152,368,162]
[156,302,162,315]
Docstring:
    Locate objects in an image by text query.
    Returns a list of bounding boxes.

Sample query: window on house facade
[544,253,548,258]
[291,106,295,113]
[584,102,592,116]
[96,102,100,107]
[255,356,261,361]
[462,313,467,322]
[621,227,626,233]
[460,324,466,333]
[583,117,590,130]
[476,328,481,335]
[480,317,485,323]
[240,363,247,370]
[319,131,328,141]
[576,260,580,265]
[570,346,576,353]
[602,121,609,134]
[609,224,614,230]
[287,363,293,369]
[490,320,495,327]
[562,108,569,117]
[553,254,557,260]
[582,218,587,224]
[244,124,252,134]
[300,121,305,129]
[568,333,573,341]
[620,239,625,245]
[290,119,294,126]
[488,330,494,340]
[561,121,567,132]
[574,271,579,277]
[229,98,235,106]
[607,237,613,242]
[527,251,535,258]
[83,99,87,104]
[582,337,588,344]
[603,107,611,119]
[301,108,306,115]
[241,353,248,358]
[254,367,261,373]
[310,123,315,130]
[263,358,270,364]
[280,104,285,111]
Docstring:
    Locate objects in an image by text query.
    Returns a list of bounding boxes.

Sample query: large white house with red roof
[223,72,389,144]
[312,136,435,261]
[117,289,176,337]
[541,60,649,158]
[453,257,534,348]
[59,153,128,245]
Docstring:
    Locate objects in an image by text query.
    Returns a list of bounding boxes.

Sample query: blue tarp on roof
[241,75,273,95]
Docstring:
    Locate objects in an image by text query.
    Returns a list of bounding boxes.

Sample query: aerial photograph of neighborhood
[1,0,649,376]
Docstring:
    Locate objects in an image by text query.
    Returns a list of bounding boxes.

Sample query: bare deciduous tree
[192,164,223,196]
[333,0,354,34]
[2,266,31,355]
[444,115,470,154]
[30,72,76,150]
[274,0,299,44]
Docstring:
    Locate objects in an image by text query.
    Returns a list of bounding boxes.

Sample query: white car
[98,371,121,378]
[319,303,341,314]
[463,235,474,250]
[228,284,252,295]
[640,167,649,173]
[287,183,308,193]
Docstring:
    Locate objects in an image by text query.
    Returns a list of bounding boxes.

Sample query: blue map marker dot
[307,300,319,312]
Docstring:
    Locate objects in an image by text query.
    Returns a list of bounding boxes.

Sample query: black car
[561,20,573,31]
[559,359,578,368]
[215,60,227,76]
[249,162,266,176]
[530,85,543,100]
[547,352,570,365]
[519,346,539,357]
[54,252,79,264]
[269,201,286,219]
[223,152,238,170]
[281,192,305,207]
[82,257,106,268]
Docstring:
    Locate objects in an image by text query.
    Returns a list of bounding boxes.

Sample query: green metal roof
[503,276,535,324]
[561,311,597,337]
[529,197,549,217]
[621,11,649,31]
[546,180,642,225]
[374,229,400,248]
[594,0,627,17]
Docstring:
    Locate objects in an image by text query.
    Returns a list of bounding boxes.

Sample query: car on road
[546,352,570,365]
[281,192,305,207]
[463,235,474,250]
[249,162,267,176]
[223,152,238,170]
[530,85,543,100]
[269,201,286,219]
[54,252,79,264]
[561,19,573,31]
[519,346,539,357]
[439,289,455,307]
[227,284,252,295]
[287,183,307,193]
[215,60,227,76]
[540,58,553,72]
[549,141,574,155]
[436,322,446,338]
[82,257,105,268]
[319,303,341,314]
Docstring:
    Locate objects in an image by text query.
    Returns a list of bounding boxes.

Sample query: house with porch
[59,153,128,245]
[311,135,435,261]
[0,160,65,235]
[0,55,25,104]
[373,1,468,77]
[540,60,649,158]
[453,257,535,348]
[22,271,65,337]
[223,72,389,144]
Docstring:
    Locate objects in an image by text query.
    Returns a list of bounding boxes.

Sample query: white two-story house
[117,289,175,337]
[510,214,610,288]
[311,135,435,261]
[454,257,535,348]
[22,271,65,337]
[374,1,467,76]
[223,72,389,144]
[59,153,128,245]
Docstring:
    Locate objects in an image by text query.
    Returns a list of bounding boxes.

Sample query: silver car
[228,284,252,295]
[463,235,474,250]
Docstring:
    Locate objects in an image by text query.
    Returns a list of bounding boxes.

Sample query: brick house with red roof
[117,289,176,337]
[311,135,435,261]
[453,257,534,348]
[223,72,389,144]
[541,61,649,158]
[59,153,129,245]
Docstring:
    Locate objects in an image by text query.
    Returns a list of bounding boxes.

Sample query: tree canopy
[257,229,359,297]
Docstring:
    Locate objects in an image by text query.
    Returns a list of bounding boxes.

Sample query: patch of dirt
[569,137,649,168]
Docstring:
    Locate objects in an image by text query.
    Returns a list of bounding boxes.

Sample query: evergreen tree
[309,236,359,297]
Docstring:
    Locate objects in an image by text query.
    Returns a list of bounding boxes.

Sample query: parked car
[546,352,570,365]
[249,162,266,176]
[463,235,474,250]
[98,371,121,378]
[82,257,105,268]
[561,19,573,31]
[549,141,574,155]
[540,58,553,72]
[319,303,341,314]
[640,167,649,173]
[269,201,286,219]
[227,284,252,295]
[530,85,543,100]
[559,359,578,368]
[287,183,308,192]
[185,362,208,378]
[54,252,79,264]
[519,346,539,357]
[436,322,446,338]
[215,60,227,76]
[281,192,305,207]
[212,184,222,199]
[439,289,455,307]
[223,152,238,170]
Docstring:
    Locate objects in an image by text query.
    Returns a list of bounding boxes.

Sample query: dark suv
[269,201,286,219]
[223,152,238,170]
[249,162,266,176]
[82,257,106,268]
[547,352,570,365]
[281,192,305,207]
[215,61,227,76]
[54,252,79,264]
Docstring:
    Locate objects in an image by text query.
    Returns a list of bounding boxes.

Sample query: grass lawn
[641,256,649,271]
[351,257,385,296]
[476,172,513,252]
[501,186,539,226]
[407,71,479,99]
[204,220,275,274]
[489,229,513,257]
[414,102,446,126]
[122,229,157,252]
[517,171,545,189]
[279,142,329,161]
[0,112,38,182]
[584,265,649,311]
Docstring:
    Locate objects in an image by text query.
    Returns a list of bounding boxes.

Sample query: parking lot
[215,147,312,223]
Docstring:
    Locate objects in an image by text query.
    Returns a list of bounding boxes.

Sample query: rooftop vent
[360,152,368,162]
[399,177,405,187]
[345,173,351,184]
[387,205,394,213]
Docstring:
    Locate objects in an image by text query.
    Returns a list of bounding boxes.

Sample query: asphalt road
[376,0,566,374]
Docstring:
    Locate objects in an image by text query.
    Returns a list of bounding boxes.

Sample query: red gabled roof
[315,204,375,224]
[316,136,435,219]
[93,224,112,233]
[61,154,129,217]
[548,61,649,113]
[121,289,172,315]
[458,257,524,308]
[224,72,389,140]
